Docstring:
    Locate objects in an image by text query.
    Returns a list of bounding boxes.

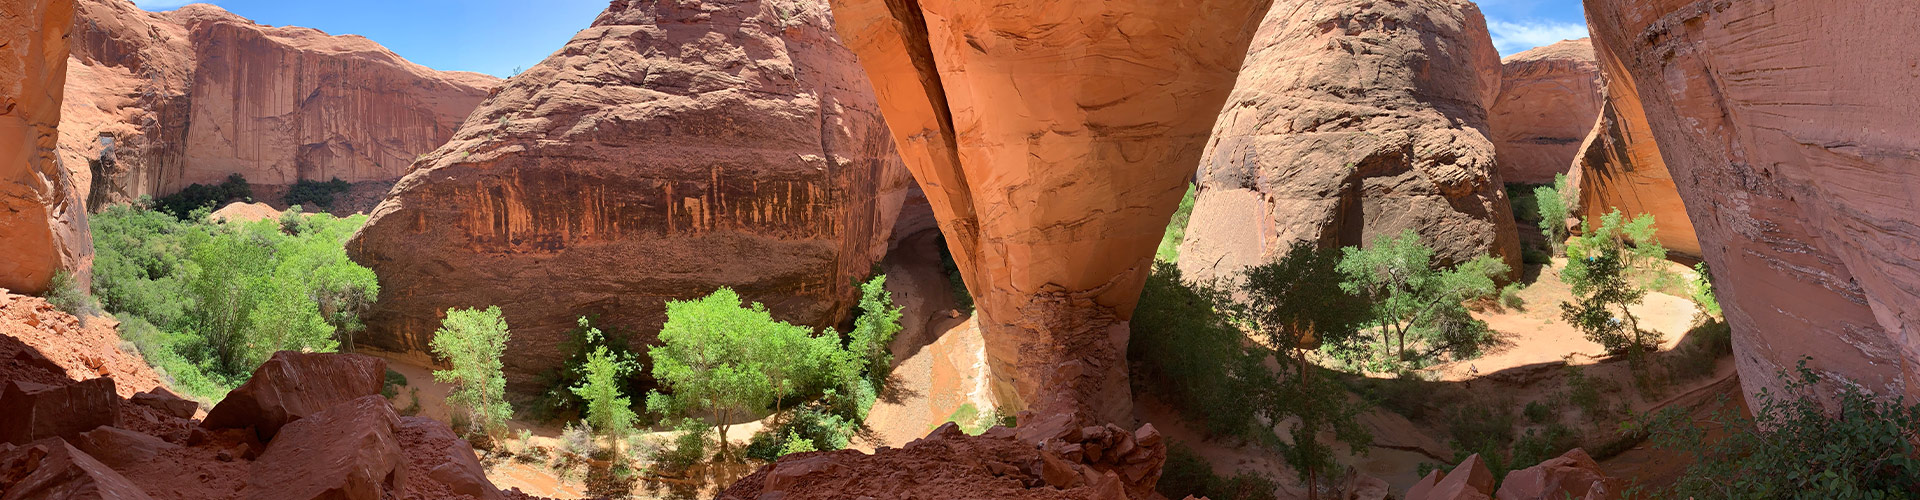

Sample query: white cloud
[1486,19,1590,55]
[132,0,205,10]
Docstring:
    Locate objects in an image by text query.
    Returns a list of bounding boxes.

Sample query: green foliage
[1157,184,1197,263]
[1509,424,1580,477]
[1534,174,1574,253]
[42,270,100,319]
[432,306,513,440]
[562,420,597,458]
[382,368,407,399]
[777,430,817,456]
[572,343,638,453]
[155,173,251,219]
[90,204,376,401]
[1562,210,1668,359]
[1639,358,1920,498]
[1128,262,1263,438]
[1564,364,1616,422]
[1688,262,1722,317]
[747,404,854,462]
[935,236,974,315]
[283,177,351,209]
[1335,230,1509,370]
[1500,282,1526,311]
[648,419,712,474]
[845,275,903,387]
[533,316,640,420]
[1157,443,1279,500]
[1524,401,1556,424]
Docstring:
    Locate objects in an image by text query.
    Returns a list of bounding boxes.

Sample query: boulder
[1,0,92,295]
[1406,469,1445,500]
[829,0,1276,423]
[347,0,914,393]
[128,388,196,419]
[1495,448,1615,500]
[0,379,119,446]
[68,426,177,470]
[0,438,154,500]
[1177,0,1521,287]
[60,0,499,210]
[1584,0,1920,403]
[242,395,406,500]
[1413,454,1494,500]
[201,351,385,442]
[397,417,501,500]
[1487,39,1604,185]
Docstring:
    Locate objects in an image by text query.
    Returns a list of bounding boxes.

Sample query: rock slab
[242,395,406,500]
[201,351,385,442]
[0,378,119,446]
[1,0,92,295]
[0,437,154,500]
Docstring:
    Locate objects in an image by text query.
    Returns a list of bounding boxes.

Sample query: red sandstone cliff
[2,0,92,295]
[1585,0,1920,403]
[58,0,498,211]
[829,0,1276,423]
[1489,39,1603,186]
[1565,81,1699,258]
[346,0,914,391]
[1177,0,1521,285]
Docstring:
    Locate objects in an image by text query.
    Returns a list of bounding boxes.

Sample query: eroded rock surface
[347,0,912,391]
[0,437,155,500]
[830,0,1275,423]
[1177,0,1520,286]
[1488,39,1603,185]
[242,395,407,500]
[0,378,118,446]
[201,351,385,442]
[1565,75,1698,257]
[1585,0,1920,402]
[1,0,92,295]
[60,0,498,210]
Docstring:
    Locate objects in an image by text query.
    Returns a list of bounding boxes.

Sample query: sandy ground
[1433,258,1701,380]
[860,228,990,448]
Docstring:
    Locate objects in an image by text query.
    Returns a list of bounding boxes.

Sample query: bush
[532,316,640,420]
[1128,262,1262,438]
[648,419,712,474]
[283,177,351,209]
[562,420,596,458]
[1534,174,1574,254]
[1562,210,1669,361]
[1523,401,1556,424]
[1157,442,1279,500]
[432,306,514,440]
[1157,184,1197,263]
[1640,358,1920,498]
[1509,424,1580,476]
[573,342,637,455]
[381,368,407,398]
[155,173,251,219]
[42,270,100,319]
[1500,283,1526,311]
[1687,262,1721,317]
[1565,365,1616,422]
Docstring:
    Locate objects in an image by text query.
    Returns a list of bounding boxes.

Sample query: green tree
[646,288,848,461]
[432,306,513,440]
[845,275,903,387]
[1534,173,1574,254]
[1237,243,1373,497]
[1561,210,1668,360]
[1335,230,1508,370]
[1157,184,1198,263]
[572,344,637,457]
[1688,262,1721,317]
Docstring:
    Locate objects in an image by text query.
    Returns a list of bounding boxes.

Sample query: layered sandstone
[1,0,92,295]
[1177,0,1520,285]
[1565,83,1698,257]
[1488,39,1603,185]
[828,0,1275,423]
[59,0,497,211]
[347,0,913,391]
[1584,0,1920,403]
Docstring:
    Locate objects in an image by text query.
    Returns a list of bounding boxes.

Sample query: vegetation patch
[283,177,352,209]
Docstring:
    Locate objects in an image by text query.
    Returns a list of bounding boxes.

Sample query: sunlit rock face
[347,0,913,391]
[1177,0,1521,286]
[1,0,92,295]
[1565,80,1700,258]
[1586,0,1920,404]
[828,0,1275,423]
[59,0,496,209]
[1489,38,1603,186]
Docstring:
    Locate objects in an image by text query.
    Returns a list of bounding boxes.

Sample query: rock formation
[1176,0,1521,287]
[347,0,914,391]
[0,378,118,446]
[1488,39,1603,185]
[0,437,156,500]
[59,0,498,211]
[201,351,386,442]
[1585,0,1920,403]
[1565,83,1699,257]
[829,0,1275,423]
[1,0,93,296]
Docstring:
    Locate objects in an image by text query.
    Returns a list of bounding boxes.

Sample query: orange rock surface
[58,0,497,209]
[828,0,1276,423]
[1586,0,1920,403]
[1177,0,1521,286]
[347,0,913,390]
[1489,39,1603,185]
[1,0,92,295]
[1565,81,1699,258]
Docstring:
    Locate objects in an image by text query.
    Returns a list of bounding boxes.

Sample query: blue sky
[132,0,1588,76]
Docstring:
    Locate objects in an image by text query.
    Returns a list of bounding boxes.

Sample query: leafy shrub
[1534,174,1573,254]
[532,316,639,420]
[1157,184,1197,263]
[648,419,712,474]
[573,341,637,454]
[562,420,596,458]
[1509,424,1580,476]
[1640,358,1920,498]
[432,306,514,440]
[381,368,407,398]
[283,177,351,209]
[1128,262,1262,438]
[1157,443,1279,500]
[1663,319,1732,383]
[155,173,251,219]
[1445,403,1517,456]
[1524,401,1556,424]
[1500,283,1526,311]
[42,270,101,320]
[777,430,817,456]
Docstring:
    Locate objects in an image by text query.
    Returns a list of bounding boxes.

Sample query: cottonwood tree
[572,342,637,458]
[1561,210,1670,361]
[432,306,513,441]
[1534,173,1575,253]
[1335,230,1509,370]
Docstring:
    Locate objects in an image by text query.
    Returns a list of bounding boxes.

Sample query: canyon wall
[59,0,497,210]
[1488,39,1602,186]
[1566,81,1699,257]
[2,0,92,295]
[347,0,913,391]
[1177,0,1520,285]
[1586,0,1920,402]
[828,0,1275,423]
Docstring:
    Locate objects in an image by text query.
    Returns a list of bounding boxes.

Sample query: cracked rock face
[1586,0,1920,403]
[828,0,1274,423]
[1177,0,1521,286]
[1,0,92,296]
[347,0,912,391]
[1489,39,1603,186]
